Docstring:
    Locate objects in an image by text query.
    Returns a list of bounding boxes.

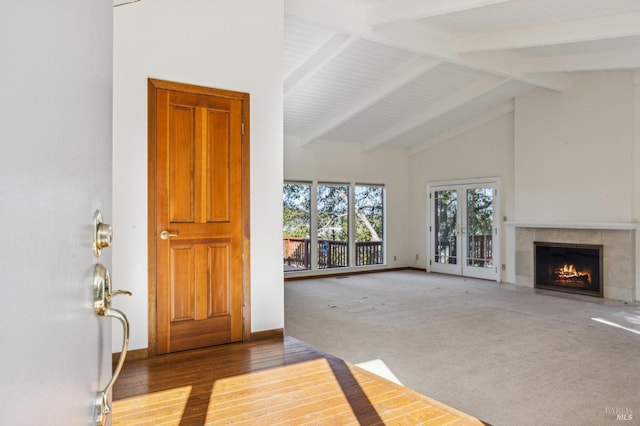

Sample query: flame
[556,263,591,283]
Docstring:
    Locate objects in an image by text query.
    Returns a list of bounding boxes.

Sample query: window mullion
[310,181,319,270]
[349,183,356,267]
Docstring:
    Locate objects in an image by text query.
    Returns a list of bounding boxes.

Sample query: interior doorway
[429,179,499,281]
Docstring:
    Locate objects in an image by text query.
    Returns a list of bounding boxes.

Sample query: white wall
[409,113,515,281]
[514,72,636,223]
[283,137,412,273]
[113,0,284,351]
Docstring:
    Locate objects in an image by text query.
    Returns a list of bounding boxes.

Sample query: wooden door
[149,79,250,354]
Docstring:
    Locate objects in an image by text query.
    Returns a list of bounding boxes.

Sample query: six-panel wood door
[152,81,247,354]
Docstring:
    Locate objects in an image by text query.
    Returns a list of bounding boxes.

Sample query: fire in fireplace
[534,242,603,297]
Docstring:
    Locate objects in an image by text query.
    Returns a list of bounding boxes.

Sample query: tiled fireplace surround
[515,227,636,301]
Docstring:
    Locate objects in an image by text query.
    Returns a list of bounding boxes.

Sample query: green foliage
[283,183,310,238]
[355,185,383,242]
[317,184,349,241]
[434,188,493,237]
[283,183,384,243]
[466,188,493,235]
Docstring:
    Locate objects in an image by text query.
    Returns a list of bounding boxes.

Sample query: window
[355,184,384,266]
[282,182,311,271]
[317,183,350,269]
[283,181,386,272]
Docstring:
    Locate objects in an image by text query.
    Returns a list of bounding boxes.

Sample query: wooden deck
[112,337,486,425]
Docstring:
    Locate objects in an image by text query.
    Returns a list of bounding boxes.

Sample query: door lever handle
[92,263,132,426]
[160,230,179,240]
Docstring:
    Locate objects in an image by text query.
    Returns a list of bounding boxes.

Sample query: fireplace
[534,242,603,297]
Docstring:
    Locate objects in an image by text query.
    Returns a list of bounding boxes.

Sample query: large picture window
[283,181,385,272]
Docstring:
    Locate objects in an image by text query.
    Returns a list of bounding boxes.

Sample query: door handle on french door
[160,230,179,240]
[93,263,132,426]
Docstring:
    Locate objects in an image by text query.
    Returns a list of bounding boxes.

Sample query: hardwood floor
[112,337,485,425]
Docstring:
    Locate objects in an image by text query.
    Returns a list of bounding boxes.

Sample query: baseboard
[284,266,424,281]
[112,331,284,364]
[112,348,148,366]
[251,328,284,341]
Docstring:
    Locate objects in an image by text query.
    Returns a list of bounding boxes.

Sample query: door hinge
[495,227,498,235]
[429,192,432,199]
[495,266,498,273]
[429,225,432,232]
[429,259,432,266]
[241,122,245,136]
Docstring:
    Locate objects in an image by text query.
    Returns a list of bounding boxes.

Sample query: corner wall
[113,0,284,351]
[283,137,412,272]
[409,113,515,281]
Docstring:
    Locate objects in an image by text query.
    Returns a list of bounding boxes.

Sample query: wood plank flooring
[112,337,486,425]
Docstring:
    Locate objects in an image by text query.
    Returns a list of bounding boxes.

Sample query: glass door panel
[462,186,496,280]
[430,182,498,280]
[431,188,461,275]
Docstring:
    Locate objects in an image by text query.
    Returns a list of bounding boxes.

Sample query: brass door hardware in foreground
[93,210,113,257]
[93,263,132,426]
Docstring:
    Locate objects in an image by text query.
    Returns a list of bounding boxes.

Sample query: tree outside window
[283,181,385,271]
[317,184,349,268]
[283,182,311,271]
[355,185,384,265]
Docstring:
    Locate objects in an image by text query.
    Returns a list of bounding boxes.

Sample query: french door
[430,181,498,280]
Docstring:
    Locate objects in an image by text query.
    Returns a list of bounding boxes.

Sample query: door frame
[427,177,500,282]
[147,78,251,355]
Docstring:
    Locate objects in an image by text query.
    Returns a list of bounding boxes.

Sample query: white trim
[114,0,140,7]
[506,222,640,230]
[310,181,319,269]
[429,176,501,187]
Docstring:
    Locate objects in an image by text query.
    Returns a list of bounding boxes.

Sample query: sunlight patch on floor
[592,317,640,336]
[356,359,403,385]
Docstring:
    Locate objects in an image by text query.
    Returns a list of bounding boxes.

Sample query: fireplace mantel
[506,221,640,230]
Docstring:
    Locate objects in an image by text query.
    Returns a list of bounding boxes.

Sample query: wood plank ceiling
[284,0,640,154]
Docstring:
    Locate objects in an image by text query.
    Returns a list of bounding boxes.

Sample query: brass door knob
[160,230,179,240]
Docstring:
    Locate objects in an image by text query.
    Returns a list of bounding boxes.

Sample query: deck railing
[436,234,492,266]
[317,239,348,268]
[467,234,492,267]
[283,238,383,270]
[283,237,311,270]
[355,241,384,266]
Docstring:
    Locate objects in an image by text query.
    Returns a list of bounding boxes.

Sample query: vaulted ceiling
[284,0,640,154]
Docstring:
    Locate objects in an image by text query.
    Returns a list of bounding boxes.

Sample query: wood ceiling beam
[366,0,513,27]
[299,56,442,146]
[409,101,513,155]
[285,0,569,91]
[453,11,640,53]
[363,74,509,151]
[284,33,357,96]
